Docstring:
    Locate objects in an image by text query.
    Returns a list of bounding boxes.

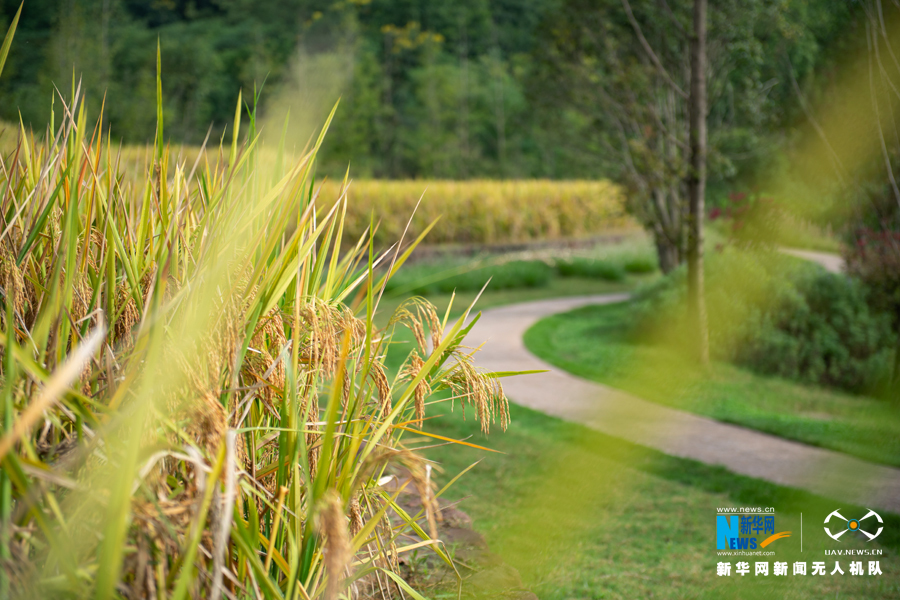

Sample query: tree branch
[621,0,688,99]
[867,17,900,212]
[659,0,687,36]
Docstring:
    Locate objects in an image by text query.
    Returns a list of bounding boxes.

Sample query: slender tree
[687,0,709,364]
[619,0,709,360]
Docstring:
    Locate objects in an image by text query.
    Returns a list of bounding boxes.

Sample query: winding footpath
[467,251,900,514]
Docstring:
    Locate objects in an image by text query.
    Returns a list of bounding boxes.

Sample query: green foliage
[556,258,626,282]
[0,0,861,182]
[844,229,900,393]
[623,255,657,274]
[383,242,659,298]
[536,0,858,189]
[736,272,893,393]
[633,248,893,393]
[386,259,554,295]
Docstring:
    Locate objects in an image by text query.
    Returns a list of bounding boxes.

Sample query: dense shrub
[386,259,554,295]
[844,227,900,396]
[556,258,626,281]
[623,255,658,274]
[386,246,656,297]
[632,247,893,393]
[736,273,893,392]
[491,260,556,289]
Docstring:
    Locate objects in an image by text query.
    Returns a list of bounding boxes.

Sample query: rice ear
[388,297,441,355]
[444,349,510,433]
[186,391,227,457]
[369,361,391,414]
[0,246,28,325]
[114,281,140,345]
[348,494,365,538]
[400,351,430,428]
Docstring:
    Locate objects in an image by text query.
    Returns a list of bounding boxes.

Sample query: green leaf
[485,369,549,378]
[155,38,163,162]
[380,569,430,600]
[0,3,22,82]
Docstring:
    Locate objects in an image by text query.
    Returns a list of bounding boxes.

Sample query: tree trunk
[687,0,709,364]
[655,232,680,274]
[892,327,900,401]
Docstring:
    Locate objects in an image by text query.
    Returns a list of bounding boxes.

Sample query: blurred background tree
[0,0,860,182]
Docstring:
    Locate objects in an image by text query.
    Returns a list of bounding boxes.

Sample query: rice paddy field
[11,138,637,250]
[317,179,637,247]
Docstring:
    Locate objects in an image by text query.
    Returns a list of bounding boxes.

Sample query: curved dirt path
[467,293,900,514]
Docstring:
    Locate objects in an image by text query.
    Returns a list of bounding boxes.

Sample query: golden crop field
[318,179,638,246]
[1,116,635,250]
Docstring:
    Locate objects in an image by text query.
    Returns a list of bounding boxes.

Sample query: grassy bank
[524,301,900,467]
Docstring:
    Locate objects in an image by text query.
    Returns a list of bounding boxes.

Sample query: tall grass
[0,17,511,600]
[318,179,636,247]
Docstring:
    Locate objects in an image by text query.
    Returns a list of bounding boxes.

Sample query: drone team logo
[824,508,883,542]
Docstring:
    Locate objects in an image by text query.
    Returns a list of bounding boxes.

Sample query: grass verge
[415,401,900,599]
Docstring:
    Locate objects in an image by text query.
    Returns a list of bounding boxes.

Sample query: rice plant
[0,15,511,600]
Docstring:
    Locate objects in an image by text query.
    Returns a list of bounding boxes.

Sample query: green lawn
[412,401,900,599]
[524,301,900,468]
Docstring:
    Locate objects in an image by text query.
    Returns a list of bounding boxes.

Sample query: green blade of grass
[0,3,22,82]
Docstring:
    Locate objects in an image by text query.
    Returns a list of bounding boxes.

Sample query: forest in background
[0,0,858,188]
